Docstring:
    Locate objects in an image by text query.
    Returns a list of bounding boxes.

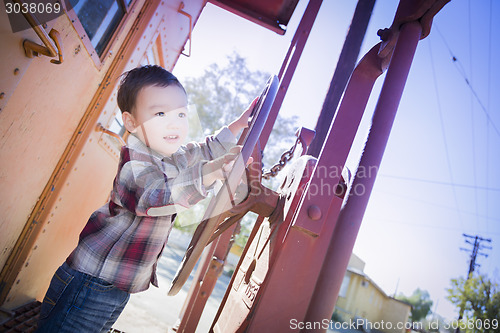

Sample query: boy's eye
[178,112,186,118]
[156,112,165,117]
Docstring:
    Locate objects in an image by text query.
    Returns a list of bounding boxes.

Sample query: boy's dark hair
[117,65,185,114]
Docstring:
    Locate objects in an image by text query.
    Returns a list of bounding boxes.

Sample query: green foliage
[330,310,344,323]
[174,52,298,245]
[182,52,298,166]
[397,288,433,322]
[183,52,268,134]
[446,275,500,332]
[173,196,211,234]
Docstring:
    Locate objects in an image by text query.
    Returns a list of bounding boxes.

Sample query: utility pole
[455,234,492,333]
[460,234,492,278]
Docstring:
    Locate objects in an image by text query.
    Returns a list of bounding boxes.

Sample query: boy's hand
[228,97,259,137]
[202,146,253,187]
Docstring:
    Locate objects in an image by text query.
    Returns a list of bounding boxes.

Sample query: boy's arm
[121,147,251,217]
[118,160,209,217]
[200,98,257,187]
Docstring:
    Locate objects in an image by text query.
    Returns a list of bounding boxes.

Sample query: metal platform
[0,301,40,333]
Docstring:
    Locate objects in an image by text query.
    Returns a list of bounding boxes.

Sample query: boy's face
[123,84,189,156]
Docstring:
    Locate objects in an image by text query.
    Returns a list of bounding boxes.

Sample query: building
[334,254,411,333]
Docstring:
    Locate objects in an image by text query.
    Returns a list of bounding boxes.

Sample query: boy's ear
[122,112,137,133]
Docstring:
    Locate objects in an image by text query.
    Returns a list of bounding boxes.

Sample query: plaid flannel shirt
[66,127,236,293]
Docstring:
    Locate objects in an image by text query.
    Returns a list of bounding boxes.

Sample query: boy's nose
[165,117,181,129]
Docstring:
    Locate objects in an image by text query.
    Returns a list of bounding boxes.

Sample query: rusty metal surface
[168,75,279,297]
[211,155,316,332]
[304,20,424,328]
[209,0,299,34]
[174,220,239,333]
[217,1,449,331]
[0,300,40,332]
[235,44,389,331]
[0,0,152,308]
[377,0,450,58]
[259,0,322,149]
[0,0,204,309]
[175,126,315,332]
[291,42,390,238]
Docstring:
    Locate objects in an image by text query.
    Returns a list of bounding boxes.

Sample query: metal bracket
[14,0,64,64]
[210,127,316,241]
[96,123,126,146]
[209,256,225,277]
[377,0,450,58]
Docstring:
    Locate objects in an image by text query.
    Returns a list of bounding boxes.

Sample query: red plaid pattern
[66,127,236,293]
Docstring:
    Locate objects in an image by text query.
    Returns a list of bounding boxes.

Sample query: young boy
[36,65,254,332]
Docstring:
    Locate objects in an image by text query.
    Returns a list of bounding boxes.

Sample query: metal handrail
[14,0,64,64]
[96,123,126,146]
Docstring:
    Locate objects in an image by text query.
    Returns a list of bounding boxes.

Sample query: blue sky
[174,0,500,321]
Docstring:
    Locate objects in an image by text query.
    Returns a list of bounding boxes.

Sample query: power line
[379,174,500,192]
[370,217,500,235]
[428,38,464,230]
[467,0,479,233]
[434,25,500,139]
[377,188,500,223]
[486,0,493,236]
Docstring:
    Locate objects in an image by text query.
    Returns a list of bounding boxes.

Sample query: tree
[182,52,298,166]
[397,288,433,323]
[447,275,500,332]
[174,53,298,245]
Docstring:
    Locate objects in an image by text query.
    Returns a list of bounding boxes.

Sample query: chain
[262,138,299,180]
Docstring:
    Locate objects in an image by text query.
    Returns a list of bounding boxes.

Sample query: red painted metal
[259,0,323,149]
[211,155,318,333]
[236,41,391,333]
[209,0,299,35]
[171,77,279,332]
[308,0,376,157]
[304,20,423,327]
[175,222,238,333]
[175,144,281,332]
[172,1,322,328]
[208,1,448,331]
[174,1,448,332]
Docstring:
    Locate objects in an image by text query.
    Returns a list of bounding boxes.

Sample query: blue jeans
[36,262,130,333]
